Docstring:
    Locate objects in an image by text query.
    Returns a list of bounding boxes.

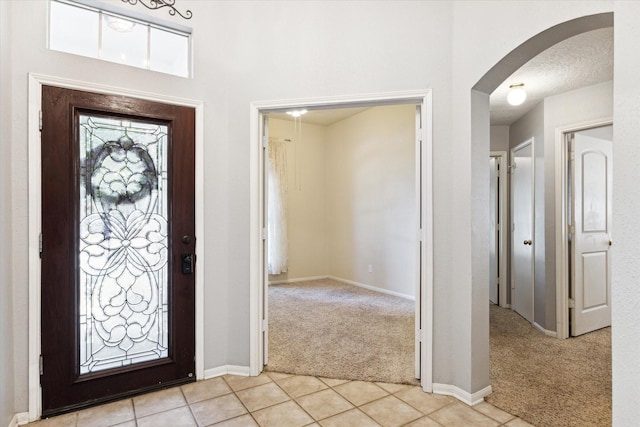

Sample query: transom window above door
[49,0,191,78]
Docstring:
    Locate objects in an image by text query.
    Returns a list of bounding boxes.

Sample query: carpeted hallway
[486,304,611,427]
[267,279,611,426]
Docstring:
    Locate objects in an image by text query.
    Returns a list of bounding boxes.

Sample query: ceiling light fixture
[105,15,136,32]
[286,109,308,118]
[507,83,527,106]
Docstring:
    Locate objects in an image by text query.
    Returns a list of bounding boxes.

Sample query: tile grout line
[249,373,382,426]
[179,383,200,427]
[131,397,140,427]
[26,374,525,427]
[267,374,500,427]
[322,378,472,427]
[129,397,140,427]
[221,374,264,426]
[316,376,389,426]
[469,401,518,425]
[269,374,360,424]
[257,375,321,425]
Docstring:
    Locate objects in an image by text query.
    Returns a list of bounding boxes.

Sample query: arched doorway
[471,12,613,426]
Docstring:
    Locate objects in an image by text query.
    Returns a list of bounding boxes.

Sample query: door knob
[523,240,532,245]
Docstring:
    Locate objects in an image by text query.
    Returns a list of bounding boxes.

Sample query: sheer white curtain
[267,139,288,275]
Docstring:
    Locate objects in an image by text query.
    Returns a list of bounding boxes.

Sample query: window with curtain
[267,139,288,275]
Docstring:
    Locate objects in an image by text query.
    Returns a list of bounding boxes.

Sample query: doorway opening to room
[481,14,613,427]
[265,105,416,384]
[556,122,613,339]
[250,91,433,391]
[489,151,508,308]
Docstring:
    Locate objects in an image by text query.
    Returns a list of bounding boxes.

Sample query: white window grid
[49,0,192,78]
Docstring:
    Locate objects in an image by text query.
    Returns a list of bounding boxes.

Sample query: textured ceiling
[490,27,613,126]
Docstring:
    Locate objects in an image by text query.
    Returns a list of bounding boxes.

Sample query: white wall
[612,2,640,423]
[268,119,329,281]
[7,0,454,409]
[510,102,546,328]
[490,126,510,152]
[327,105,416,297]
[268,105,415,298]
[7,0,638,420]
[0,1,15,425]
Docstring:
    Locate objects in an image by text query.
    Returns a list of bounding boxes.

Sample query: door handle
[181,253,195,275]
[523,240,532,245]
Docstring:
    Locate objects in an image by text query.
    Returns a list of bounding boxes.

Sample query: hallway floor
[27,372,533,427]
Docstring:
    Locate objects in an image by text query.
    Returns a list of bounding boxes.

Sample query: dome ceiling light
[507,83,527,106]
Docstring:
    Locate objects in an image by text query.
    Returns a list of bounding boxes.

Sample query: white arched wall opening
[469,9,613,399]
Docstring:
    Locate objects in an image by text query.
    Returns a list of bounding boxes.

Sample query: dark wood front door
[40,85,196,416]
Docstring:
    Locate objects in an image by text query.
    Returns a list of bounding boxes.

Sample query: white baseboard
[329,276,415,301]
[268,275,415,300]
[268,275,329,285]
[8,412,29,427]
[432,383,492,406]
[533,322,557,338]
[204,365,251,380]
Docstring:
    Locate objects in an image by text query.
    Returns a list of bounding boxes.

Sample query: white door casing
[570,126,612,336]
[249,90,434,391]
[414,104,423,379]
[261,115,270,364]
[511,139,535,324]
[554,118,612,340]
[489,157,498,304]
[27,73,205,421]
[490,152,509,308]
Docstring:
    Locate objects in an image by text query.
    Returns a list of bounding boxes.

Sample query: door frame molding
[490,151,509,308]
[510,138,535,323]
[554,117,612,339]
[249,89,434,391]
[27,73,205,421]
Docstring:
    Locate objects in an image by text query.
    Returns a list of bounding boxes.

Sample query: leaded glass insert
[78,114,169,374]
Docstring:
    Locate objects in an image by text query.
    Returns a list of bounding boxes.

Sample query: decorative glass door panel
[78,115,169,375]
[41,86,195,416]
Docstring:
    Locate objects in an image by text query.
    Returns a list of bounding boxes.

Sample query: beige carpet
[486,304,611,427]
[266,278,418,385]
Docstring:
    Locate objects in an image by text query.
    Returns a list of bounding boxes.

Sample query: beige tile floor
[27,372,535,427]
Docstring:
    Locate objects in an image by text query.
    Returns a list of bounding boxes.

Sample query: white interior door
[489,157,498,304]
[511,139,534,323]
[570,126,612,336]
